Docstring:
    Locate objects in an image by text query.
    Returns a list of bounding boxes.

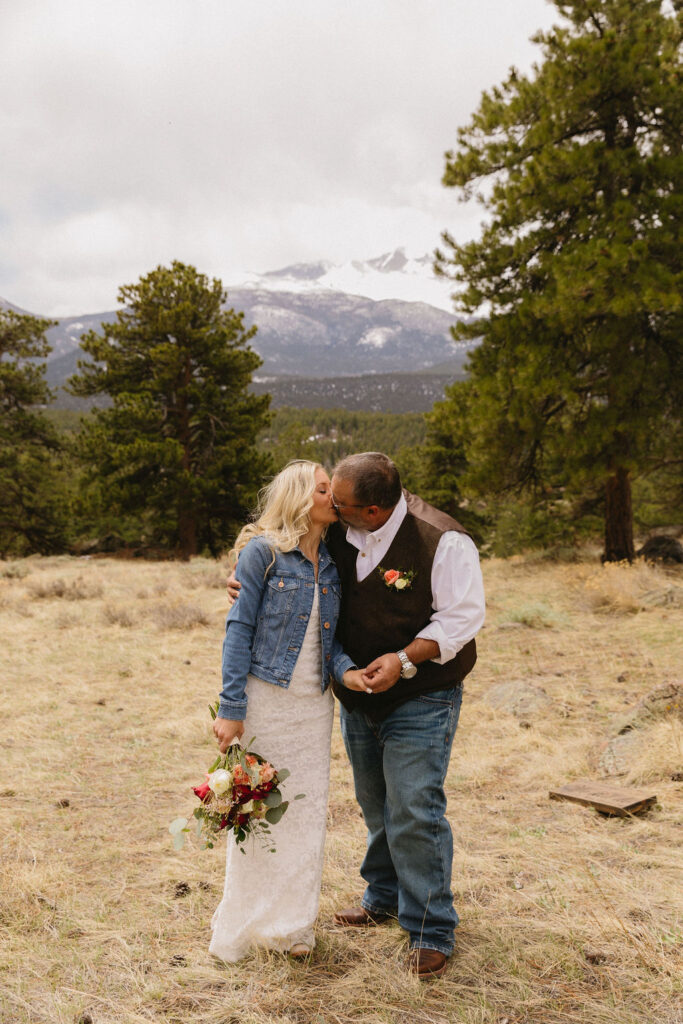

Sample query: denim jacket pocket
[253,575,300,662]
[265,574,300,609]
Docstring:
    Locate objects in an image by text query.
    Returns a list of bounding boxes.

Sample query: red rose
[192,783,211,803]
[384,569,400,585]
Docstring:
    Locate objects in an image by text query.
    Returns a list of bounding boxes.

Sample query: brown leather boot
[333,906,391,926]
[407,948,448,979]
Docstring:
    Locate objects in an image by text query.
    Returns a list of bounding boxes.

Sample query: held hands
[342,668,373,694]
[213,716,245,753]
[361,653,402,693]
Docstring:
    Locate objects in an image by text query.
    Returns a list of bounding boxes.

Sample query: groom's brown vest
[328,491,477,721]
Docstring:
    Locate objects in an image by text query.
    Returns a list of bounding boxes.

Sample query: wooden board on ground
[549,779,657,816]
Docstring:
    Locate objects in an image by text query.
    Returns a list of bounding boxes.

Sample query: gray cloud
[1,0,557,314]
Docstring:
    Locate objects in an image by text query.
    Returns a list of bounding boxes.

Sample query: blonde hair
[230,460,324,565]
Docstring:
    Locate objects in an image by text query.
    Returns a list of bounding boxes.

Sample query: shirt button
[323,622,330,629]
[322,587,328,594]
[278,581,284,588]
[325,654,330,661]
[361,552,366,558]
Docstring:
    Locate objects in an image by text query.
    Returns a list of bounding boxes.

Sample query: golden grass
[1,554,681,1024]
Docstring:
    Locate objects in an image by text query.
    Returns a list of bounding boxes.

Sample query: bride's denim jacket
[218,536,355,720]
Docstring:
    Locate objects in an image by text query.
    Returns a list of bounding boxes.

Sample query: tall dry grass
[1,554,681,1024]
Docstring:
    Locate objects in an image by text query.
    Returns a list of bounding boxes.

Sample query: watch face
[401,662,417,679]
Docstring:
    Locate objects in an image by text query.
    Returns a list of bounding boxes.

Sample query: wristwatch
[396,649,417,679]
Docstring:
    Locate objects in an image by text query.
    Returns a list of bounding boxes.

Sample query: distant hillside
[251,367,470,413]
[3,248,477,413]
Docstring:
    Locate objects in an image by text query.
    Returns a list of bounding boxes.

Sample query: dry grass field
[1,553,681,1024]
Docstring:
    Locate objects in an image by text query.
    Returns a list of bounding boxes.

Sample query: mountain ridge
[3,249,475,411]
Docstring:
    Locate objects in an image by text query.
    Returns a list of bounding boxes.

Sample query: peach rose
[384,569,400,585]
[233,765,251,787]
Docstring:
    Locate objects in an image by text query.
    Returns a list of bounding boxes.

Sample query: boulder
[485,680,554,717]
[598,732,642,777]
[637,536,683,563]
[610,681,683,735]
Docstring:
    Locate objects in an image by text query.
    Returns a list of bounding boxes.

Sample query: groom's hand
[226,572,241,604]
[361,653,402,693]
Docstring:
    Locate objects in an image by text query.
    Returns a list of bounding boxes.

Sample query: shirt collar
[345,492,407,551]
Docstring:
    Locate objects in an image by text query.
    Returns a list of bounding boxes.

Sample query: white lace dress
[209,587,334,961]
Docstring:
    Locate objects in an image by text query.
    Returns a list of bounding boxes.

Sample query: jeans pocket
[415,687,456,707]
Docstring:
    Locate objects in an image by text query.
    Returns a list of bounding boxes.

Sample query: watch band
[396,649,417,678]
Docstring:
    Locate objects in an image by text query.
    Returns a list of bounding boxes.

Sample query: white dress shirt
[344,493,486,664]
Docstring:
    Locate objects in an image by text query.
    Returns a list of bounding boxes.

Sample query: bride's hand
[342,669,373,694]
[213,717,245,753]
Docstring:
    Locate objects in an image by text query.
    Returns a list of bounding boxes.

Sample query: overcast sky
[1,0,558,316]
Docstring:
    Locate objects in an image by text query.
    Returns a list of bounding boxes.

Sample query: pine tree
[435,0,682,560]
[69,262,271,558]
[0,309,69,555]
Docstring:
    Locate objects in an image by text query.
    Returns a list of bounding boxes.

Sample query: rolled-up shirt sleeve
[416,532,485,664]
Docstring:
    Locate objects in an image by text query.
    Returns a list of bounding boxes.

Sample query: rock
[639,586,683,609]
[610,681,683,735]
[584,948,613,965]
[637,535,683,563]
[598,732,642,777]
[485,681,554,717]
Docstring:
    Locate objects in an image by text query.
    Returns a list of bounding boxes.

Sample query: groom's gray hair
[333,452,402,509]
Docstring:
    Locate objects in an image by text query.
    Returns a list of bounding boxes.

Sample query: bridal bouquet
[170,707,303,854]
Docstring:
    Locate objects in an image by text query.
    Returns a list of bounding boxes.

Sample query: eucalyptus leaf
[294,793,306,800]
[263,790,282,808]
[265,800,289,825]
[169,817,188,835]
[277,768,290,783]
[172,833,186,851]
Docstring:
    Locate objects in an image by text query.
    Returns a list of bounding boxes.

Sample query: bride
[210,460,366,961]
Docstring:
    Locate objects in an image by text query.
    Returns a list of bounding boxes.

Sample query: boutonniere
[378,566,416,591]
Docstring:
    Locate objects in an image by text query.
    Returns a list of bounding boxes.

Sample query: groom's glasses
[331,493,369,511]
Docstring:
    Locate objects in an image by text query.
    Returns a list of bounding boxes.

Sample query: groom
[326,452,484,979]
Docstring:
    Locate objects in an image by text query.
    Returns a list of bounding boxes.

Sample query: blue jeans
[339,686,463,956]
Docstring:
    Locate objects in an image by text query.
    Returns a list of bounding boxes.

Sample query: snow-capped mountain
[238,247,455,312]
[3,249,474,410]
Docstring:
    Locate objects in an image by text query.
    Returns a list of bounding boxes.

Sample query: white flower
[208,768,233,797]
[240,800,254,813]
[394,577,408,590]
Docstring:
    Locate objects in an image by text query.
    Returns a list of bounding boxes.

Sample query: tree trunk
[178,508,198,560]
[603,467,635,563]
[176,355,197,560]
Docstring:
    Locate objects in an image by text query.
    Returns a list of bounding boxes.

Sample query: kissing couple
[209,451,484,979]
